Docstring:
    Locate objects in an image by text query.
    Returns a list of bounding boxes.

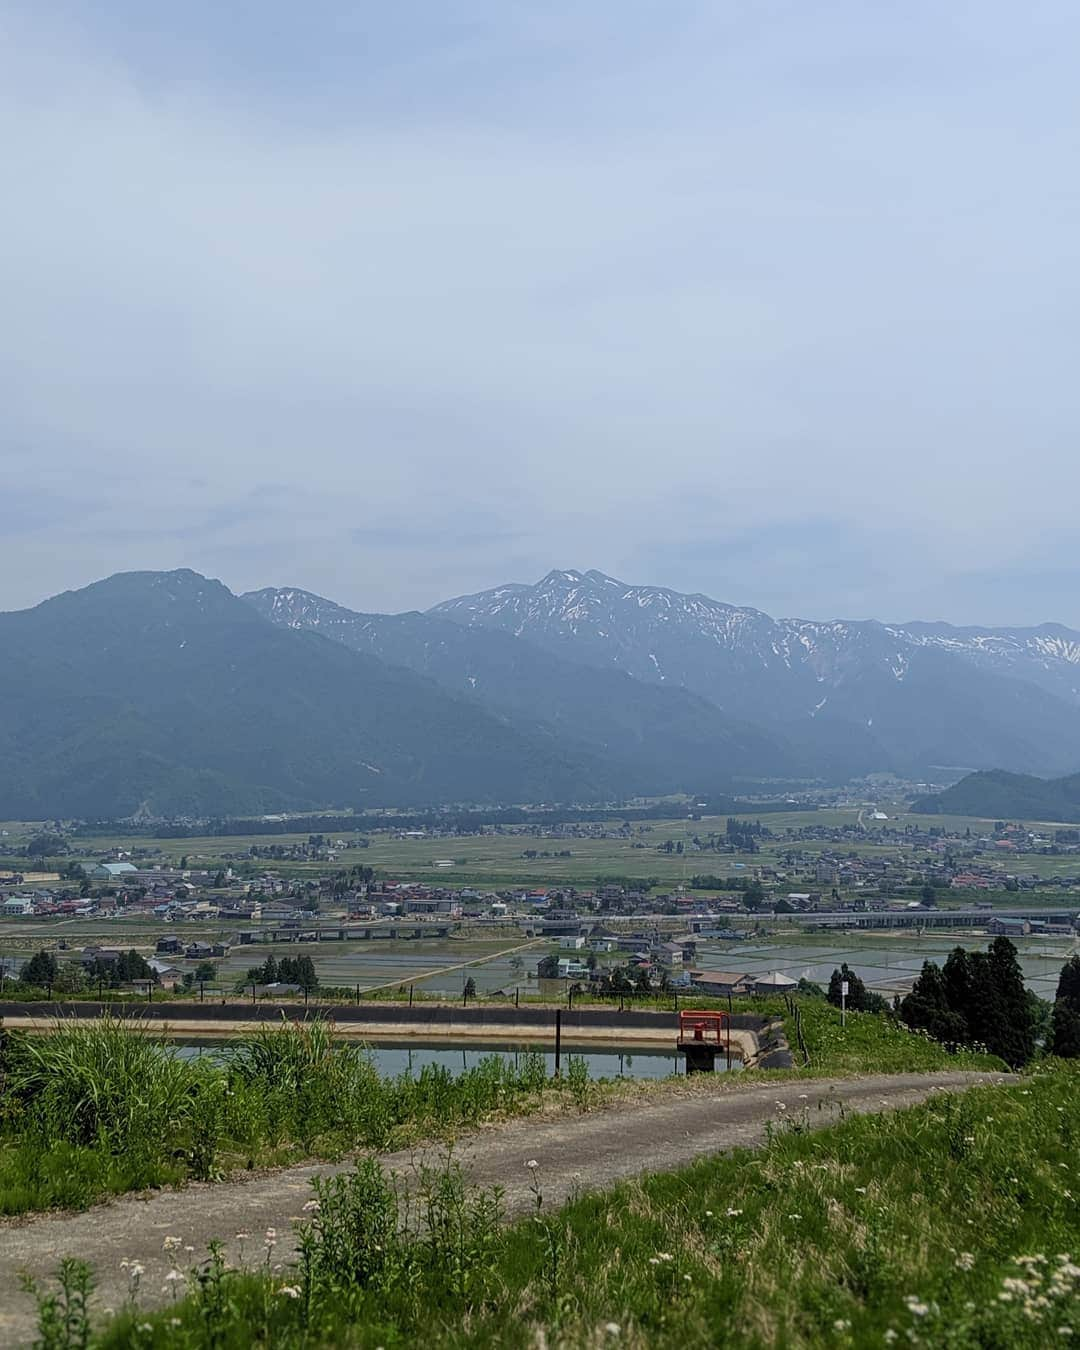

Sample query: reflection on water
[174,1038,741,1080]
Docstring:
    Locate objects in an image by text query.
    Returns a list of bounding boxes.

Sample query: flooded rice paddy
[217,930,1079,1002]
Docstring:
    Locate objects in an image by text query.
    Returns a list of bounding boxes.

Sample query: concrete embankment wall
[0,1001,768,1061]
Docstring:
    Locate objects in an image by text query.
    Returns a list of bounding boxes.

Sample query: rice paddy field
[1,917,1076,1005]
[691,930,1080,1001]
[9,805,1080,888]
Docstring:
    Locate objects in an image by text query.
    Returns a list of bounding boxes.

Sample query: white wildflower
[279,1285,302,1299]
[603,1325,621,1338]
[302,1199,321,1213]
[526,1159,540,1170]
[955,1252,975,1271]
[162,1236,182,1252]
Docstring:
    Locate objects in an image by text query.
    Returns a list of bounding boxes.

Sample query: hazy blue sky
[3,2,1079,624]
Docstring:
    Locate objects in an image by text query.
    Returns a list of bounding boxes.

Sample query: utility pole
[841,978,848,1028]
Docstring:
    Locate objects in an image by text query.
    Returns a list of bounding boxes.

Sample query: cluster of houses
[545,927,798,996]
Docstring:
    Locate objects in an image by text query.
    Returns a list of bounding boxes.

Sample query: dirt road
[0,1071,1008,1345]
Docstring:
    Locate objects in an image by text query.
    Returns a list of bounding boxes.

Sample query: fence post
[554,1008,562,1078]
[409,984,414,1008]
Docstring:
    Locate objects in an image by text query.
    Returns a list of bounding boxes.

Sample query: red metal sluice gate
[676,1008,731,1073]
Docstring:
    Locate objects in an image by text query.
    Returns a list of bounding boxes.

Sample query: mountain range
[0,571,608,819]
[4,566,1080,818]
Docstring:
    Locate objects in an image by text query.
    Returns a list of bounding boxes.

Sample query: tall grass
[0,1016,560,1215]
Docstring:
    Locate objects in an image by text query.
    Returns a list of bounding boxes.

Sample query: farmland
[7,804,1080,890]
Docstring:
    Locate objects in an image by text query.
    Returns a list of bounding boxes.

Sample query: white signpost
[840,979,849,1027]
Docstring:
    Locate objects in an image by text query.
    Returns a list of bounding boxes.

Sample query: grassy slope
[77,1063,1080,1349]
[780,997,1006,1076]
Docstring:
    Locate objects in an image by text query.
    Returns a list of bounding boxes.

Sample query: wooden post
[554,1007,562,1079]
[409,984,414,1008]
[355,982,360,1006]
[251,982,256,1005]
[199,981,204,1003]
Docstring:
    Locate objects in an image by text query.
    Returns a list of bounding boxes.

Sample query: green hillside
[911,767,1080,822]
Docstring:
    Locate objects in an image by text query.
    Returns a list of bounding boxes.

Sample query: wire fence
[782,992,811,1067]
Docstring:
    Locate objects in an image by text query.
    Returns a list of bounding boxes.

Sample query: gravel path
[0,1071,1008,1345]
